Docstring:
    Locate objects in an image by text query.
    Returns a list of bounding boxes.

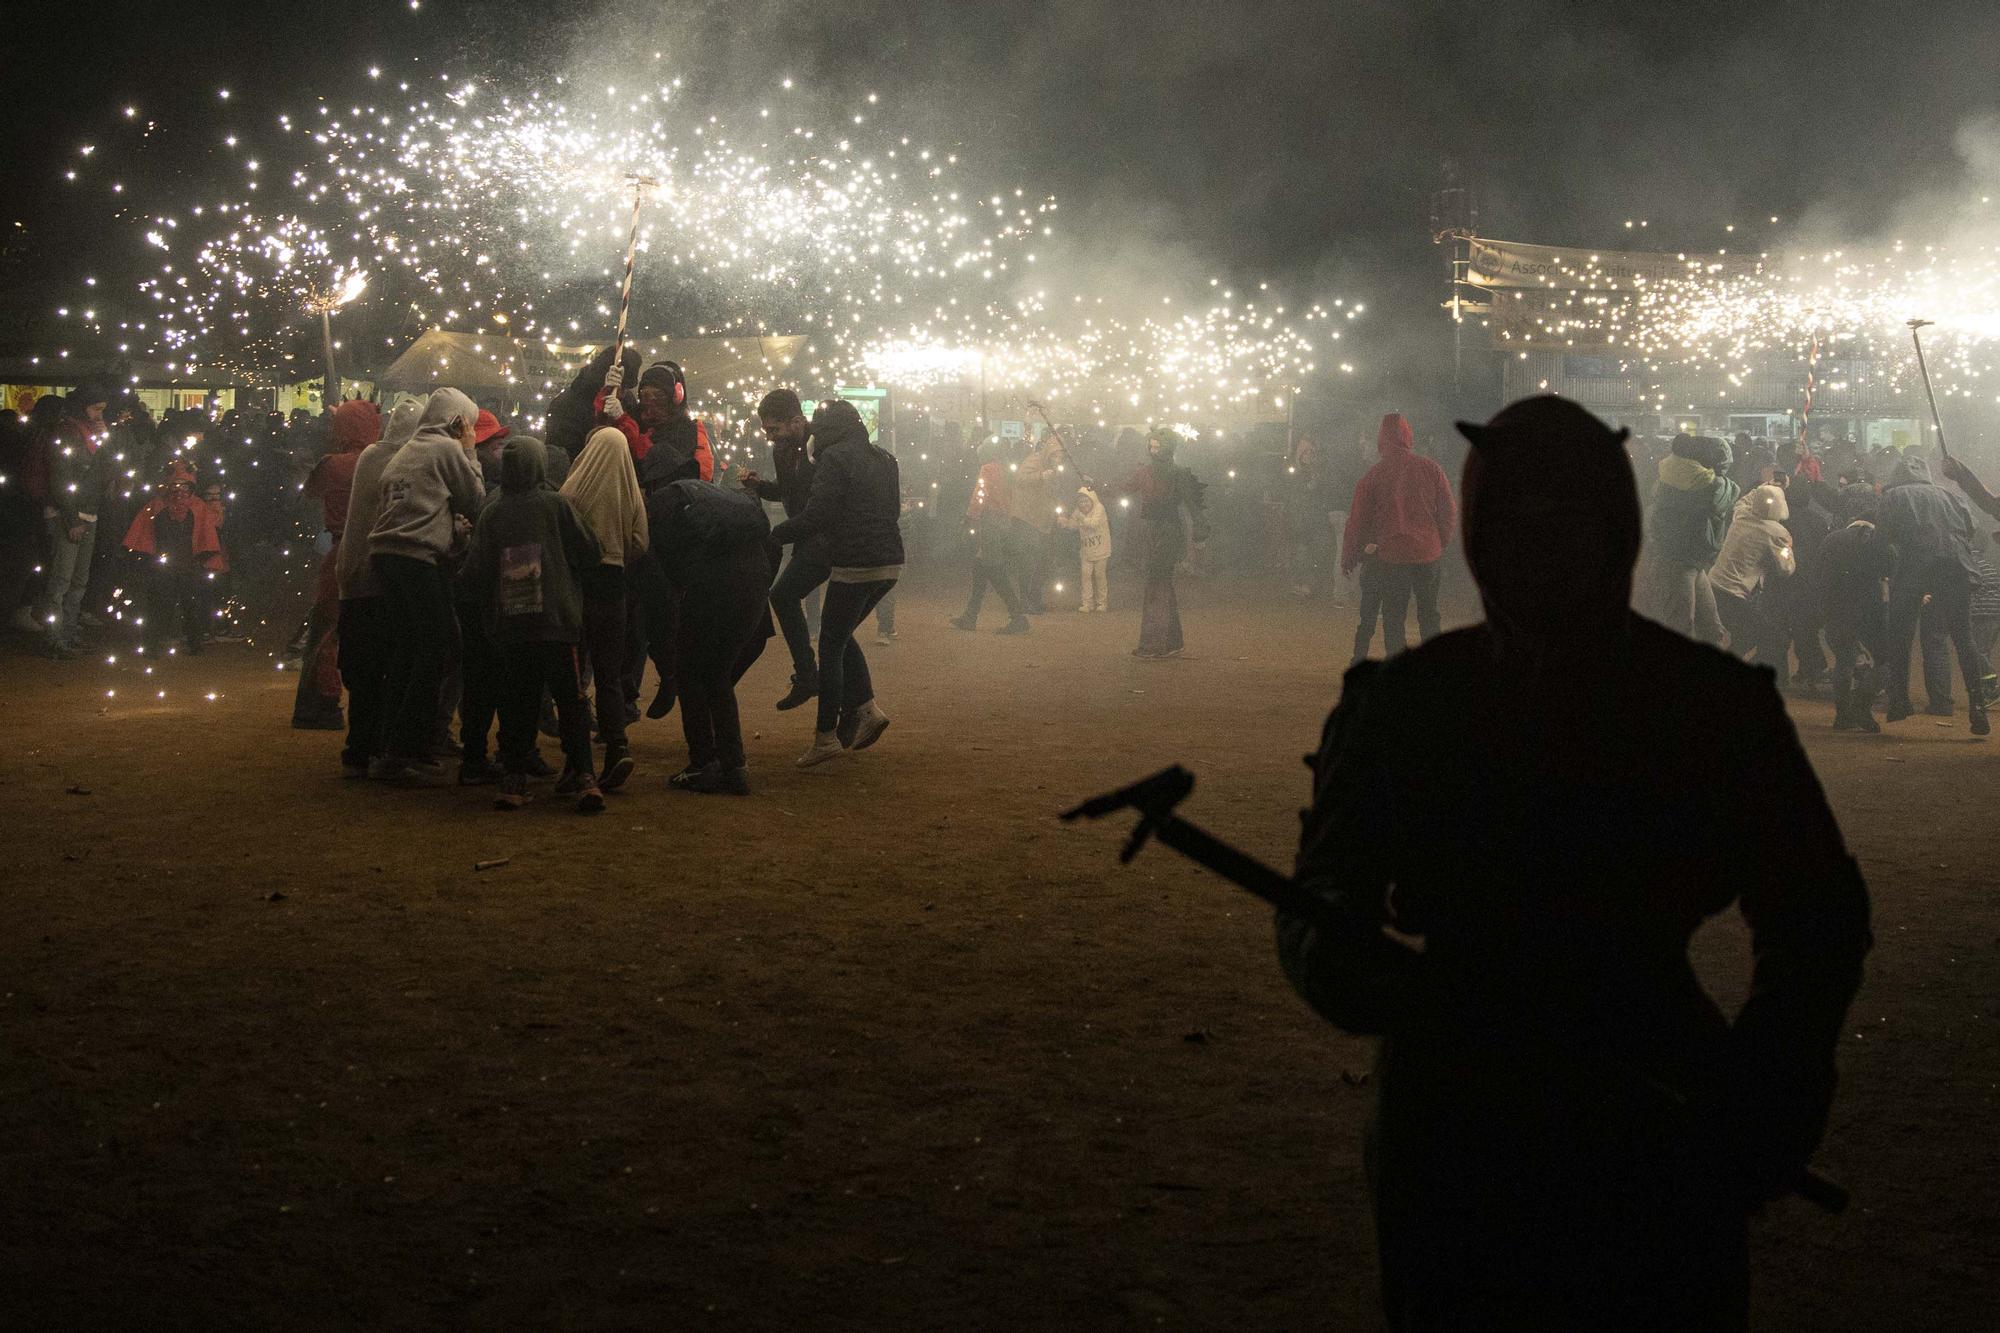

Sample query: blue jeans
[42,515,97,646]
[816,579,895,734]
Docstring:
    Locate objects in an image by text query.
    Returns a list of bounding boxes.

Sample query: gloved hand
[601,390,626,421]
[603,360,626,392]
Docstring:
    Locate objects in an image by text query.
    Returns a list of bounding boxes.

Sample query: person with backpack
[1643,434,1739,645]
[457,437,605,813]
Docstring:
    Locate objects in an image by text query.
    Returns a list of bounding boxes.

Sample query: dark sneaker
[458,757,505,786]
[493,773,532,810]
[553,765,588,796]
[950,615,977,632]
[575,777,605,814]
[667,763,709,791]
[646,684,677,719]
[1971,709,1991,738]
[997,616,1030,635]
[776,675,819,711]
[688,764,751,796]
[384,757,451,788]
[525,749,557,779]
[340,757,369,780]
[1884,701,1914,723]
[601,745,635,791]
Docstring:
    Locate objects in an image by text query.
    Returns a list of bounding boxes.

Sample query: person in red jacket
[1342,413,1457,664]
[293,399,381,728]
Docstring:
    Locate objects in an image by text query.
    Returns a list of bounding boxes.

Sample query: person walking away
[953,458,1030,634]
[650,478,774,794]
[1278,395,1870,1331]
[770,400,902,767]
[41,383,113,658]
[1340,413,1456,664]
[457,437,604,812]
[1061,484,1113,610]
[1819,487,1894,732]
[1709,483,1796,665]
[292,399,380,728]
[1876,452,1988,734]
[562,425,650,789]
[335,397,424,777]
[740,388,827,709]
[1643,434,1739,645]
[367,388,488,783]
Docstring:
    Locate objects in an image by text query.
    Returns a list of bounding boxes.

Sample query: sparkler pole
[1026,399,1087,481]
[320,309,337,408]
[1906,319,1951,461]
[612,175,660,367]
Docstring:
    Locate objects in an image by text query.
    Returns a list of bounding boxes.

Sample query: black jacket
[769,402,903,570]
[749,435,815,519]
[544,345,641,463]
[1878,454,1979,580]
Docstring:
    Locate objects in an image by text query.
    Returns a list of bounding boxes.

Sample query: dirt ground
[1,572,1995,1331]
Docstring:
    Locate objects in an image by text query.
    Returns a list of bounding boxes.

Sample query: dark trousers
[1886,559,1984,711]
[337,596,394,766]
[1918,600,1961,707]
[1828,607,1886,716]
[1139,567,1183,656]
[292,546,343,722]
[624,551,677,711]
[498,640,592,777]
[373,553,460,762]
[962,528,1023,625]
[1716,588,1786,667]
[581,564,630,746]
[145,564,208,656]
[816,578,895,734]
[458,602,501,762]
[1352,560,1441,662]
[770,544,832,681]
[678,548,773,769]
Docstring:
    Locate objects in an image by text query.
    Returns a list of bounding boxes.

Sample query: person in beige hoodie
[1060,485,1113,611]
[1710,482,1796,665]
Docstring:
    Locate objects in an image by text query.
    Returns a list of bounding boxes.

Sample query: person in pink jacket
[1342,413,1458,663]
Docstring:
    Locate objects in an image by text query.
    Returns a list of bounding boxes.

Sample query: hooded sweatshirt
[1340,414,1457,571]
[368,388,488,566]
[458,437,602,644]
[310,399,382,537]
[1710,484,1796,600]
[769,400,903,576]
[1877,452,1979,580]
[1647,438,1741,568]
[337,396,425,600]
[561,426,649,568]
[1065,486,1112,560]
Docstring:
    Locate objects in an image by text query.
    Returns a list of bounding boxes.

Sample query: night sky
[7,0,2000,372]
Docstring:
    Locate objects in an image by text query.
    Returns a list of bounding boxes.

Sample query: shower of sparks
[64,65,1353,417]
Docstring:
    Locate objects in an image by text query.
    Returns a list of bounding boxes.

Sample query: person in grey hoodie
[334,396,424,778]
[1877,452,1988,734]
[367,388,488,780]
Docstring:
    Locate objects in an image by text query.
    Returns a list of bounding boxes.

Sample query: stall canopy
[375,329,810,403]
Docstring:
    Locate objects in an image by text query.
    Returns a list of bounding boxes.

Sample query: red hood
[330,400,380,453]
[1377,413,1414,456]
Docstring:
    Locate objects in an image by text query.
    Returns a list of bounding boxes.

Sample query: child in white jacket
[1063,485,1113,611]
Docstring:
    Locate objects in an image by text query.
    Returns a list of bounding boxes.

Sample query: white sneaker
[848,701,891,752]
[796,732,849,768]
